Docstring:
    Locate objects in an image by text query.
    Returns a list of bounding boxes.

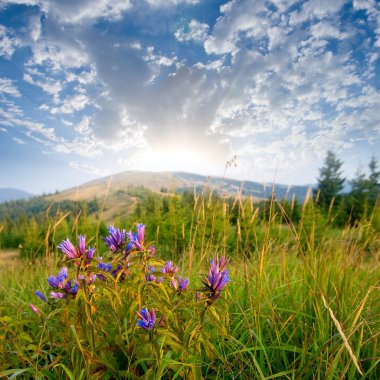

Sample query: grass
[0,190,379,379]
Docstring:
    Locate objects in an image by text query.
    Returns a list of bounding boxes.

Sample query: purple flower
[35,290,47,302]
[127,223,145,251]
[137,223,145,243]
[57,236,95,266]
[178,276,190,292]
[156,276,164,284]
[30,303,41,317]
[202,255,230,301]
[47,267,78,299]
[57,238,77,259]
[103,226,126,253]
[161,261,178,276]
[125,241,133,257]
[145,265,155,282]
[97,259,112,281]
[47,267,68,288]
[137,307,156,331]
[78,235,86,256]
[50,292,67,299]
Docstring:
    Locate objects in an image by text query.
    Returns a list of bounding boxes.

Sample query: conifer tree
[315,151,345,208]
[368,156,380,203]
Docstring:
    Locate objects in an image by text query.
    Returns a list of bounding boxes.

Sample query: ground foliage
[0,185,379,379]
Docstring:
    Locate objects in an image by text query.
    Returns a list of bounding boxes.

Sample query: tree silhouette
[315,151,345,208]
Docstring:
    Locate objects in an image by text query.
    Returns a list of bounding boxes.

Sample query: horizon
[0,1,379,194]
[0,168,337,198]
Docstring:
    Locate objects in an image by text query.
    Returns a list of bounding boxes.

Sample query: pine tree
[315,151,345,208]
[368,156,380,203]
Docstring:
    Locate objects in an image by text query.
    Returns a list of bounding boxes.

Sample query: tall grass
[0,188,379,379]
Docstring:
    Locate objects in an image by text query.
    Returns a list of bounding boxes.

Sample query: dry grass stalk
[321,294,363,376]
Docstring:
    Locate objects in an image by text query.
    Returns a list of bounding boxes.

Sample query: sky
[0,0,379,194]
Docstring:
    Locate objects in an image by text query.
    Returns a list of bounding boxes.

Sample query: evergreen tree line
[314,151,379,225]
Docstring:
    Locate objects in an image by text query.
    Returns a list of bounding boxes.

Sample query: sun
[135,146,214,174]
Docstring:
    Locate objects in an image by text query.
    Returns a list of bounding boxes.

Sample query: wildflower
[58,236,95,266]
[202,255,230,301]
[178,276,190,292]
[57,238,77,259]
[161,261,178,276]
[97,258,112,281]
[47,267,68,288]
[137,223,145,244]
[170,275,189,292]
[103,226,126,253]
[127,223,145,251]
[145,265,155,282]
[137,307,156,331]
[125,241,133,257]
[50,292,67,299]
[35,290,47,302]
[30,304,41,317]
[156,276,164,284]
[47,268,78,299]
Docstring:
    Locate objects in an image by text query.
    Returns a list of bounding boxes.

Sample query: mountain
[0,171,313,224]
[48,170,312,204]
[0,188,34,204]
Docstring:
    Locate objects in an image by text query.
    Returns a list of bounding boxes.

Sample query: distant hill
[48,170,312,204]
[172,172,313,201]
[0,188,33,204]
[0,171,313,224]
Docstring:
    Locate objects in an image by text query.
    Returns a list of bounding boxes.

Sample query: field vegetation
[0,155,379,379]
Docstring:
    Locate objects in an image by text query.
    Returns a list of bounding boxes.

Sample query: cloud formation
[0,0,379,189]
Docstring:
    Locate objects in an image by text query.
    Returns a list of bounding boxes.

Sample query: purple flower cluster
[137,307,156,331]
[127,223,145,251]
[161,261,178,276]
[34,267,79,301]
[202,255,230,301]
[58,235,94,267]
[103,226,126,253]
[97,258,112,281]
[31,222,231,337]
[170,275,190,292]
[48,267,79,299]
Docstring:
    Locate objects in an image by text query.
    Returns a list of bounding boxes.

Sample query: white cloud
[145,0,199,6]
[13,137,25,144]
[175,19,209,43]
[1,0,379,185]
[69,161,108,175]
[0,78,21,97]
[50,93,90,115]
[289,0,347,25]
[74,115,91,135]
[23,72,63,96]
[0,25,17,59]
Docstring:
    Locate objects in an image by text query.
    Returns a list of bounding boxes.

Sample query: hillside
[48,170,311,203]
[0,171,312,225]
[0,188,33,204]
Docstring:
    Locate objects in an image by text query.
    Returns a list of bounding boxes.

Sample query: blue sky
[0,0,379,194]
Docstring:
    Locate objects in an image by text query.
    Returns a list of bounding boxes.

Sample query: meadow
[0,185,379,379]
